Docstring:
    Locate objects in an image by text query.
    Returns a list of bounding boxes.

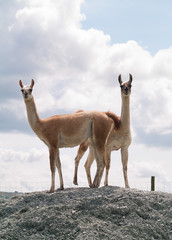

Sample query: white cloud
[3,0,171,131]
[1,0,172,137]
[1,0,172,192]
[15,0,85,30]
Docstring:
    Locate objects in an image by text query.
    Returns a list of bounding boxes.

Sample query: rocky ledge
[0,186,172,239]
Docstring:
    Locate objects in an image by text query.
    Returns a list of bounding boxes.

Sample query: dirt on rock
[0,186,172,239]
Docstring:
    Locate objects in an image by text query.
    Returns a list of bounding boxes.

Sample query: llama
[73,111,121,187]
[73,74,132,188]
[19,79,114,192]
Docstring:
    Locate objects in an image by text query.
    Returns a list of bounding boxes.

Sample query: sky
[1,0,172,193]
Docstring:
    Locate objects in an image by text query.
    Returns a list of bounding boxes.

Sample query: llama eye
[29,89,32,92]
[21,89,24,93]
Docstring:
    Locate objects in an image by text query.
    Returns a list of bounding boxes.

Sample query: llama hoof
[93,181,96,186]
[47,189,55,194]
[93,180,99,188]
[73,180,78,185]
[56,186,64,191]
[94,182,100,188]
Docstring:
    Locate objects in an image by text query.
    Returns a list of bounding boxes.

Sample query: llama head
[19,79,34,100]
[118,74,132,96]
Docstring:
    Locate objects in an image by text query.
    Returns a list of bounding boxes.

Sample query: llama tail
[105,111,121,130]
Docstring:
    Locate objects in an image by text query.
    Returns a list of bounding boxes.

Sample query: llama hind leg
[73,140,89,185]
[92,114,114,188]
[55,149,64,190]
[84,146,95,188]
[92,147,105,188]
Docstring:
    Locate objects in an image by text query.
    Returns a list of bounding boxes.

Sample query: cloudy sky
[1,0,172,193]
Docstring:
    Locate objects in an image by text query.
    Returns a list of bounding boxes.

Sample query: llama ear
[118,74,123,85]
[19,80,23,88]
[129,74,133,84]
[30,79,34,88]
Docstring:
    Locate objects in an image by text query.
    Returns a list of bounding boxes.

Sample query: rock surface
[0,186,172,239]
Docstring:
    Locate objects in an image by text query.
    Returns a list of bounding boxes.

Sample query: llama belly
[57,116,92,148]
[58,135,89,148]
[58,130,91,148]
[109,134,131,151]
[37,131,91,149]
[111,143,121,151]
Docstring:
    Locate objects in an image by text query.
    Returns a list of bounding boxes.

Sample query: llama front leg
[104,150,111,186]
[121,147,130,188]
[55,148,64,190]
[84,146,95,188]
[48,147,56,193]
[73,140,89,185]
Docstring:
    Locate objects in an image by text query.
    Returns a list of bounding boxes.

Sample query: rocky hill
[0,186,172,239]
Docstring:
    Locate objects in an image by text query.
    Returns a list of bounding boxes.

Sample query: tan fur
[19,79,114,192]
[73,74,132,188]
[105,112,121,130]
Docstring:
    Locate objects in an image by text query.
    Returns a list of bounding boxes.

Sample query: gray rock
[0,186,172,239]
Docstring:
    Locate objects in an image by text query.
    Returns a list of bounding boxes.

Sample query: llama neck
[24,97,41,132]
[120,96,130,131]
